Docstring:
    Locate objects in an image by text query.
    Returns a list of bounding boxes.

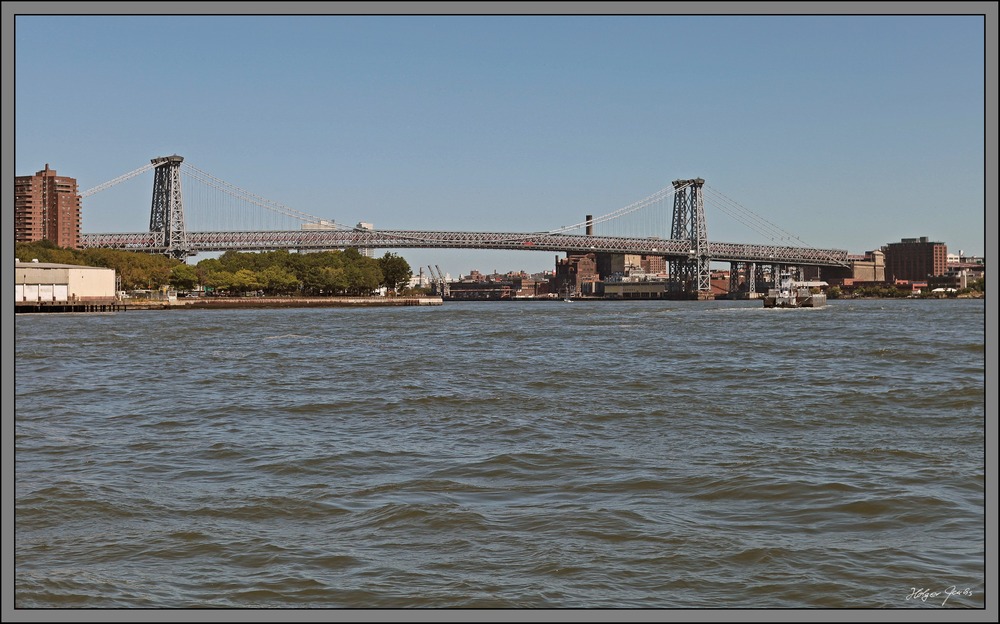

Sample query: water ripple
[15,299,986,608]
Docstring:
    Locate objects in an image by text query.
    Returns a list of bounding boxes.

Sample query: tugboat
[763,272,827,308]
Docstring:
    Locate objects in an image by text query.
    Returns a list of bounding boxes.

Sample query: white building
[15,260,117,303]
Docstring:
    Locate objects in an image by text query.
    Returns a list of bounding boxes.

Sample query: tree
[231,269,263,294]
[218,250,256,273]
[170,264,200,290]
[341,247,364,263]
[378,252,412,293]
[324,266,351,294]
[16,241,79,265]
[345,263,382,295]
[259,265,300,295]
[110,260,146,290]
[204,270,236,293]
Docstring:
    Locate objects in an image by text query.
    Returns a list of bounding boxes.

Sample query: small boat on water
[764,272,827,308]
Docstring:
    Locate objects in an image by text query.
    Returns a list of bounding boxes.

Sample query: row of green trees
[181,249,412,296]
[15,241,413,296]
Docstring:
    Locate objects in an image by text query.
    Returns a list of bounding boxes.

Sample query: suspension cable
[546,181,689,235]
[703,191,787,243]
[704,185,812,245]
[181,163,349,229]
[704,184,849,266]
[80,161,167,198]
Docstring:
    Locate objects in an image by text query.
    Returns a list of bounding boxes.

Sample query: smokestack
[586,215,593,236]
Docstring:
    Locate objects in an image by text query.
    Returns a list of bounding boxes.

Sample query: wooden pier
[15,300,128,314]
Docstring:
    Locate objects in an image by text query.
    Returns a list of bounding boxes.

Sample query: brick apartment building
[15,164,82,249]
[883,237,947,282]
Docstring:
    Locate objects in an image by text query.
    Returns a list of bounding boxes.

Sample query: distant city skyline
[12,10,989,277]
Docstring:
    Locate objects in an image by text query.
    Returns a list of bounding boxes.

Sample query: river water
[14,299,986,610]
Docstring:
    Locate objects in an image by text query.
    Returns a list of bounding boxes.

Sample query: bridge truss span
[79,229,849,267]
[707,241,850,267]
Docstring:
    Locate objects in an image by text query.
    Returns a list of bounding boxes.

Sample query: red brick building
[640,255,667,275]
[553,253,598,296]
[883,237,947,282]
[15,164,82,249]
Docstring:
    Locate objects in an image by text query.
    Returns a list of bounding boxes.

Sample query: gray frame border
[3,2,995,622]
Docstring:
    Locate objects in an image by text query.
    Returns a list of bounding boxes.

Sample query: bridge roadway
[79,229,850,267]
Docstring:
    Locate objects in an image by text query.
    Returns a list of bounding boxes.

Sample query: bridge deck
[79,229,850,267]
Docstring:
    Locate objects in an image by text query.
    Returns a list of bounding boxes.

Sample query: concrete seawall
[16,296,444,313]
[176,296,443,309]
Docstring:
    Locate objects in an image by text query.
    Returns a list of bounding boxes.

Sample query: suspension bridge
[78,155,850,295]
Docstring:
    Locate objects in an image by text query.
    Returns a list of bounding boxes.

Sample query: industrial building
[821,249,887,288]
[600,280,669,299]
[447,275,546,300]
[551,253,598,297]
[14,164,82,249]
[15,260,118,312]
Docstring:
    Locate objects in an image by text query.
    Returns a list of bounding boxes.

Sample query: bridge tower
[148,155,191,259]
[668,178,710,295]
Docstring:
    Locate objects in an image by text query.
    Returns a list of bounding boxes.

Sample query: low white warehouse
[15,260,117,304]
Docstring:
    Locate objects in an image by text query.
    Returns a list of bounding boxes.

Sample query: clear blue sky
[14,14,987,276]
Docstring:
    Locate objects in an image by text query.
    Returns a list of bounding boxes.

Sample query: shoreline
[171,296,443,309]
[16,296,443,313]
[15,293,984,314]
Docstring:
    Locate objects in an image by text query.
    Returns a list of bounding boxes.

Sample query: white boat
[763,272,827,308]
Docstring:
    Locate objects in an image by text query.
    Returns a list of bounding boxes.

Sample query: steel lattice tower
[668,179,690,291]
[668,178,709,294]
[148,155,190,259]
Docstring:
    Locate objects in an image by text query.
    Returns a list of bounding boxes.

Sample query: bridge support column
[756,263,771,294]
[729,262,741,297]
[729,261,758,299]
[149,155,191,259]
[668,178,710,297]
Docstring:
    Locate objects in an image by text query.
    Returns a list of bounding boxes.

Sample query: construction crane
[434,265,450,298]
[426,266,439,296]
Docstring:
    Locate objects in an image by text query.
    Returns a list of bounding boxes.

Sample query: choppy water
[14,299,986,609]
